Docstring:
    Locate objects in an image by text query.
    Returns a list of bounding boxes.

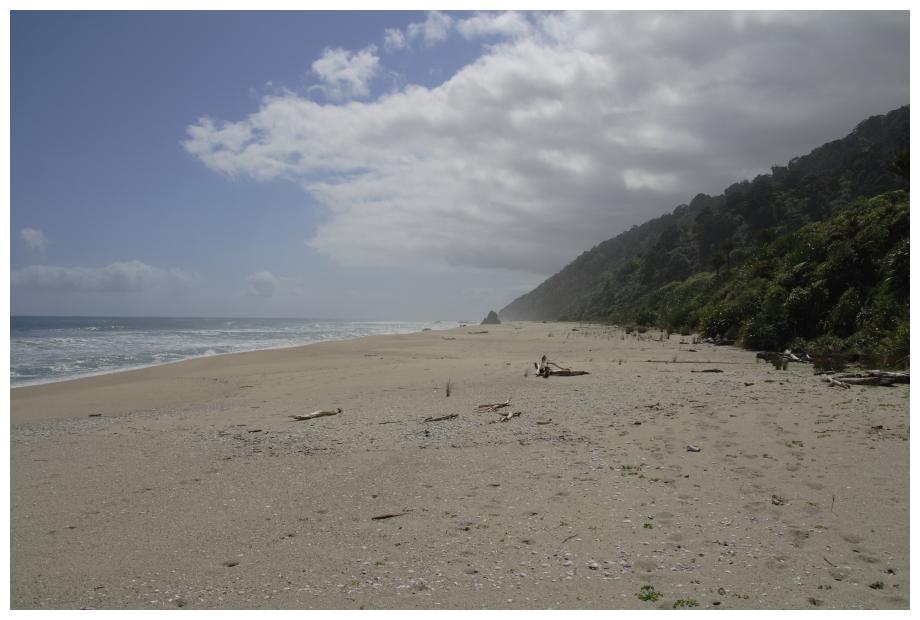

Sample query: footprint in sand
[765,555,790,573]
[840,533,863,544]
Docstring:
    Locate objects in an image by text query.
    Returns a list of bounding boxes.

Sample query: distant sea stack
[481,310,501,325]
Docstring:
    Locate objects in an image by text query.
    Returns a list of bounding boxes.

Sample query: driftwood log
[834,371,909,386]
[290,407,342,421]
[823,376,850,389]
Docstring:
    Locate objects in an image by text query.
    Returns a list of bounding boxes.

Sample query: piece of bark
[290,408,342,421]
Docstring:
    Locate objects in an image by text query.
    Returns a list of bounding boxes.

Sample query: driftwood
[424,413,458,423]
[477,400,511,412]
[542,369,590,377]
[371,512,409,520]
[691,368,724,373]
[489,411,522,423]
[535,355,589,378]
[823,376,851,389]
[290,407,342,421]
[832,371,909,386]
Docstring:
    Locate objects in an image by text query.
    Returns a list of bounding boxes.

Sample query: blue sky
[10,11,910,319]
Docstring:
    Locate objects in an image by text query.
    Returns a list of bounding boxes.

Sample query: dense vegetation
[500,106,909,361]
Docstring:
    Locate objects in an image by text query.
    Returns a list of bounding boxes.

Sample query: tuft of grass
[638,585,662,602]
[445,378,452,397]
[643,522,653,529]
[869,581,884,590]
[673,599,699,608]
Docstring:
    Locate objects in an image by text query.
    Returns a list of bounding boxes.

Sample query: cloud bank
[12,260,197,293]
[185,11,908,276]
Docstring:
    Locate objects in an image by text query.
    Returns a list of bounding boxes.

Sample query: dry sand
[9,322,910,609]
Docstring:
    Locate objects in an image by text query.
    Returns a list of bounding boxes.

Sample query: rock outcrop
[481,310,501,325]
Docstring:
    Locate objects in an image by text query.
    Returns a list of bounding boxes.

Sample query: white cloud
[407,11,453,46]
[383,27,406,52]
[456,11,533,40]
[19,228,49,252]
[11,260,197,293]
[311,46,380,100]
[245,271,280,297]
[185,11,908,276]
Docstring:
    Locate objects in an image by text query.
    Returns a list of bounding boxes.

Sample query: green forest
[500,106,909,364]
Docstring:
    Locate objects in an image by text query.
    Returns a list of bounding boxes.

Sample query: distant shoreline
[11,318,454,390]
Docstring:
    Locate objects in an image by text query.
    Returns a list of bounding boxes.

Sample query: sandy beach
[9,322,909,609]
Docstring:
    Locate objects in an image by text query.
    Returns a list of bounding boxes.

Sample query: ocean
[10,316,451,387]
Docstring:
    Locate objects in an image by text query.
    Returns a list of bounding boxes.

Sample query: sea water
[10,316,450,387]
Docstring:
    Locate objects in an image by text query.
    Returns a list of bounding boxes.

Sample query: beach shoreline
[10,322,910,609]
[11,317,450,390]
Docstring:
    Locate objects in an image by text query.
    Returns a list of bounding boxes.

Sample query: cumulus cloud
[245,271,280,297]
[383,27,407,52]
[456,11,533,40]
[311,46,380,100]
[19,228,49,252]
[11,260,197,293]
[407,11,453,46]
[185,11,908,276]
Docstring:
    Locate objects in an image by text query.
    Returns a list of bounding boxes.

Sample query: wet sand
[10,322,910,609]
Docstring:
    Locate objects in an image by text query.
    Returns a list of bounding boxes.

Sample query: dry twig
[290,408,342,421]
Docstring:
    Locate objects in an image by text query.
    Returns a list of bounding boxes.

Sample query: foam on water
[10,317,450,387]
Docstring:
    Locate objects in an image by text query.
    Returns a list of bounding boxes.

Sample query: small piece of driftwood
[371,512,409,520]
[477,400,511,412]
[424,413,458,423]
[489,411,522,423]
[691,368,724,373]
[290,408,342,421]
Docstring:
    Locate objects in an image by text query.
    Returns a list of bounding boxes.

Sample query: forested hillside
[500,106,909,359]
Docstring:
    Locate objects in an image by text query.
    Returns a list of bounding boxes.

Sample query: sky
[9,10,910,320]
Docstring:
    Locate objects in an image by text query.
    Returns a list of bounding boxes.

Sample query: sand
[9,322,910,609]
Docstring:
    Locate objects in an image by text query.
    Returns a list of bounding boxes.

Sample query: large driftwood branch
[835,371,909,386]
[290,408,342,421]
